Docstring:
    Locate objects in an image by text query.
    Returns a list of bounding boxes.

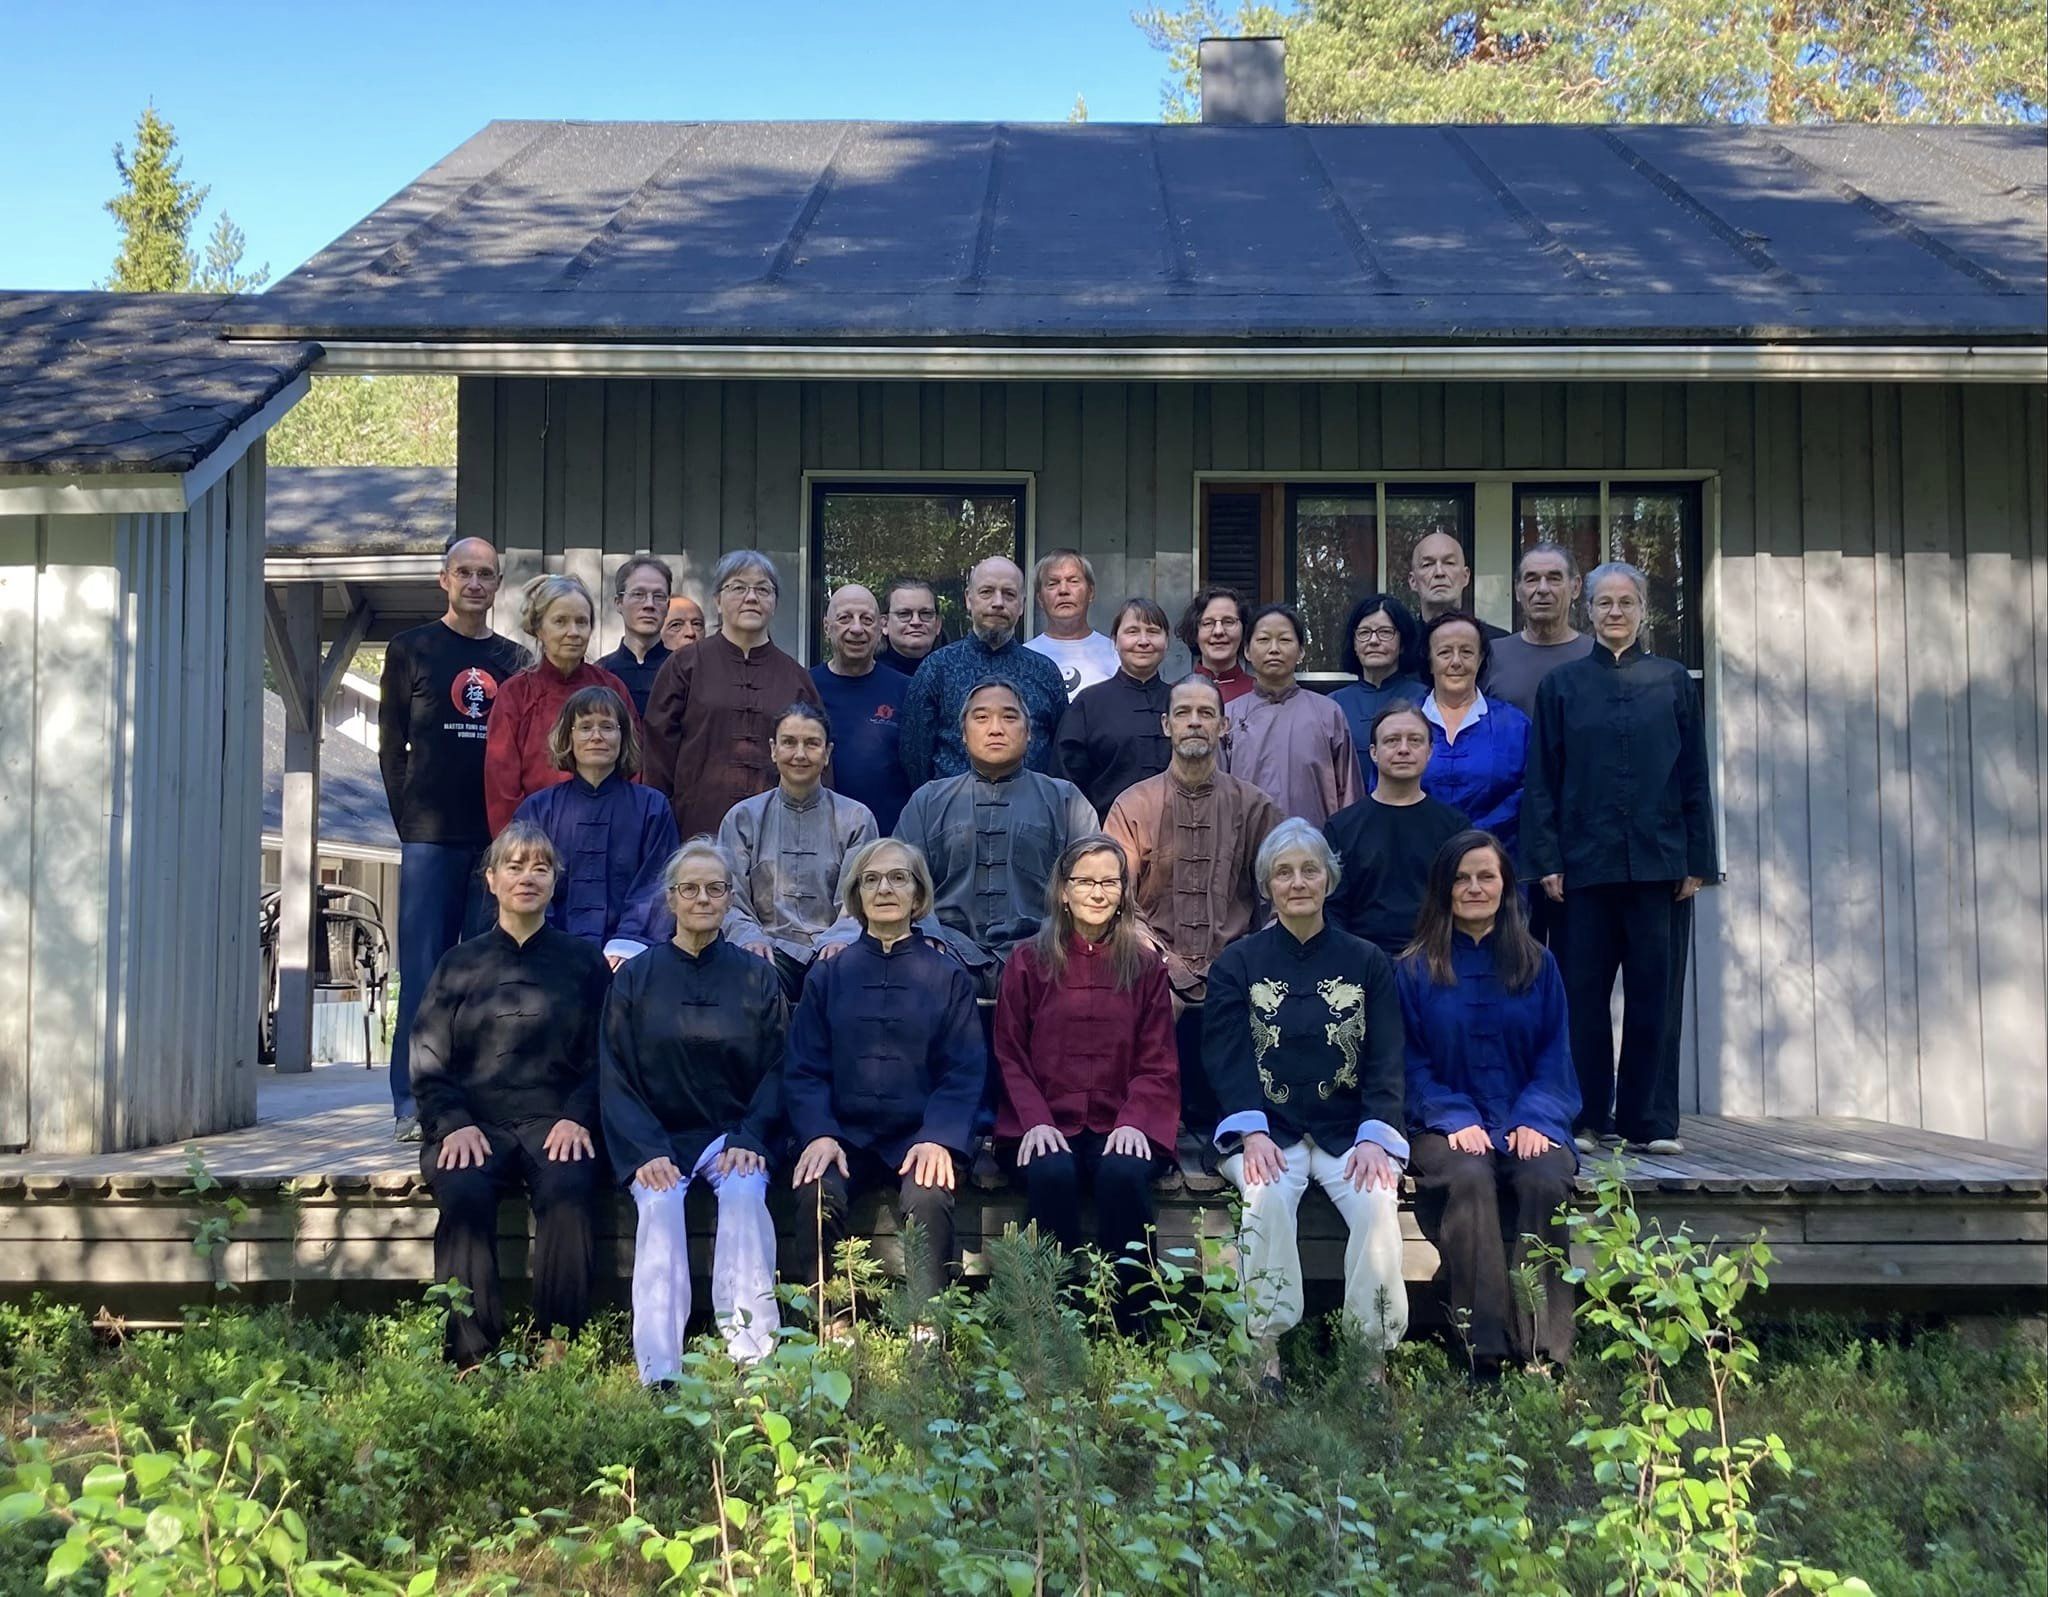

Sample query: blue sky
[1,0,1172,290]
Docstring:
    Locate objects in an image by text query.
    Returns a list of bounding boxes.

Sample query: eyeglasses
[720,582,776,600]
[670,880,731,900]
[858,869,915,889]
[1066,876,1123,894]
[889,607,937,623]
[1353,625,1399,642]
[622,587,668,605]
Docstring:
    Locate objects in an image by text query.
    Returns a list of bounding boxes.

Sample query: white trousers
[1221,1134,1409,1348]
[631,1142,780,1382]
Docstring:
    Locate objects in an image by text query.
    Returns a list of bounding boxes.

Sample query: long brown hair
[1033,834,1148,991]
[1403,829,1544,994]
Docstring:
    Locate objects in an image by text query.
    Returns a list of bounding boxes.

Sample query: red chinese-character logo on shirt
[451,667,502,720]
[872,702,897,723]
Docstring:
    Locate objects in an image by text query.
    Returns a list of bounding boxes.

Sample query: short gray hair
[711,550,780,597]
[1255,817,1342,895]
[840,837,935,925]
[519,573,596,638]
[662,835,736,895]
[1515,541,1578,581]
[958,676,1026,730]
[1586,560,1649,605]
[1033,548,1095,595]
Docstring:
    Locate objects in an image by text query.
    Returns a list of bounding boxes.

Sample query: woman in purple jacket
[1397,828,1579,1379]
[513,686,678,966]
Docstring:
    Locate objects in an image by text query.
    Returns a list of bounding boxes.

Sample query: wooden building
[0,293,313,1153]
[233,115,2048,1154]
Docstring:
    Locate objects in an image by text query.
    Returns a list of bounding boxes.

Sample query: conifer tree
[104,104,206,291]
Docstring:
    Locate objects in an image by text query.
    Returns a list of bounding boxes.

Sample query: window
[1514,481,1704,670]
[809,480,1025,659]
[1286,485,1377,674]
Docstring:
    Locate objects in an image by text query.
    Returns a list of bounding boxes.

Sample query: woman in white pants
[1202,817,1410,1393]
[600,838,786,1379]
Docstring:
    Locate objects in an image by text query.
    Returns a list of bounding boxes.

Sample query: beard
[972,619,1016,648]
[1174,734,1214,760]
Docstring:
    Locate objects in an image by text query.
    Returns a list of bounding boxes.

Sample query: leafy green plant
[183,1146,252,1294]
[1559,1164,1872,1597]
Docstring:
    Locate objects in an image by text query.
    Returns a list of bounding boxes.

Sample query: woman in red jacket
[993,832,1179,1325]
[484,574,636,835]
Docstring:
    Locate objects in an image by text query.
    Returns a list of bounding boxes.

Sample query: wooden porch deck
[2,1066,2043,1312]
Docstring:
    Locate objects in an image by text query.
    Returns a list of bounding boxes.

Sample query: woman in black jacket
[600,835,787,1380]
[1522,560,1718,1157]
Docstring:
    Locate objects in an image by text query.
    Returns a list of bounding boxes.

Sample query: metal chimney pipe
[1199,36,1286,126]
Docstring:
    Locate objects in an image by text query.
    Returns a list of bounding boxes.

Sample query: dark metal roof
[235,120,2048,346]
[261,691,399,856]
[0,292,318,474]
[265,466,453,557]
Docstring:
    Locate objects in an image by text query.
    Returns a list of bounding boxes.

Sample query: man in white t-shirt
[1025,547,1120,696]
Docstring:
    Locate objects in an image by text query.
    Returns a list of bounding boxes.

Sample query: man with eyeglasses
[597,555,676,718]
[894,678,1097,988]
[644,550,821,841]
[1324,704,1471,956]
[1103,675,1282,1135]
[897,556,1069,786]
[875,577,944,675]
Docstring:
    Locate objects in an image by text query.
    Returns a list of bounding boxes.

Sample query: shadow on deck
[2,1065,2043,1316]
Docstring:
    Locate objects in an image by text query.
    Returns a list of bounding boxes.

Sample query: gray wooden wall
[0,448,267,1153]
[456,377,2048,1153]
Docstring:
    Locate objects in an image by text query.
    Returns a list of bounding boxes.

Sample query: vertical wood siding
[460,377,2048,1152]
[0,450,266,1153]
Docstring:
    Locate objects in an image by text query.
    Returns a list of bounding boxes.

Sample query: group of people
[378,530,1716,1384]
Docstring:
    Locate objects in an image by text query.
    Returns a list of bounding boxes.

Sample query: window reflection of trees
[813,488,1022,658]
[1384,492,1473,620]
[1514,484,1700,669]
[1292,494,1377,673]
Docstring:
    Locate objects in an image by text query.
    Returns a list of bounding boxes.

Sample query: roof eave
[290,339,2048,385]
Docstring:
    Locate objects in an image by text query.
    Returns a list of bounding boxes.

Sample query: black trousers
[771,948,810,1004]
[796,1144,959,1310]
[1014,1132,1161,1325]
[1526,885,1564,950]
[1174,1001,1217,1140]
[1410,1133,1578,1366]
[422,1116,600,1365]
[1558,881,1691,1142]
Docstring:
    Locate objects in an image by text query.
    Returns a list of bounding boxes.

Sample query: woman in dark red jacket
[993,833,1178,1323]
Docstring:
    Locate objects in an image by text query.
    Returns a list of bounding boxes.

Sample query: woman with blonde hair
[409,819,612,1364]
[484,572,636,834]
[993,833,1177,1324]
[513,685,678,966]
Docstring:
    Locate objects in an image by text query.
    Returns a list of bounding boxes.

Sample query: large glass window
[1382,486,1476,609]
[808,480,1025,660]
[1514,481,1703,669]
[1286,485,1377,674]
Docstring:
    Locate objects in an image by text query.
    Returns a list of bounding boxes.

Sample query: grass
[0,1225,2041,1594]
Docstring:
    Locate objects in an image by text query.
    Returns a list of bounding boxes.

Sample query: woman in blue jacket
[1397,828,1579,1378]
[1410,613,1530,864]
[785,837,988,1318]
[513,686,677,966]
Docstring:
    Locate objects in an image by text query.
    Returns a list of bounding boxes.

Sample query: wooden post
[266,584,322,1075]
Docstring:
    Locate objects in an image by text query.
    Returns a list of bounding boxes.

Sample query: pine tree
[1135,0,2047,124]
[194,212,270,294]
[104,104,206,291]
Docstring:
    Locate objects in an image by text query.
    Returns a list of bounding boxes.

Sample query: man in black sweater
[378,535,530,1141]
[1325,704,1470,956]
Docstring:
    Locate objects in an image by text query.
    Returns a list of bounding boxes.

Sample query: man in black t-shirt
[597,554,673,718]
[1325,703,1470,956]
[377,535,530,1141]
